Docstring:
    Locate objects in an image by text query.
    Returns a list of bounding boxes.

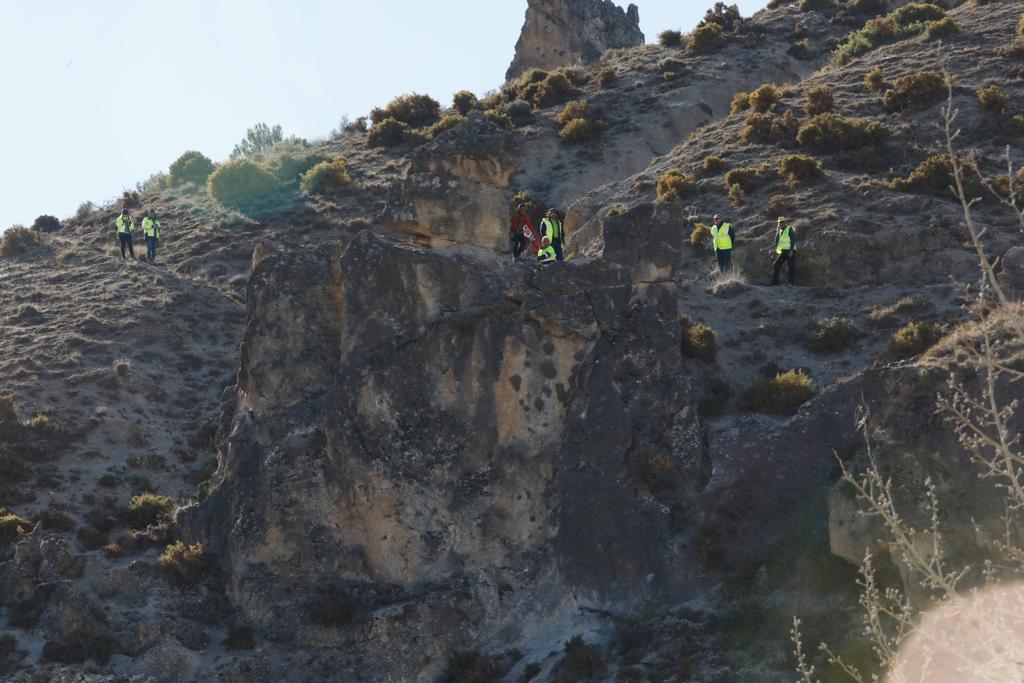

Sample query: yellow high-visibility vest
[142,218,161,239]
[777,226,794,253]
[711,223,733,250]
[116,216,134,234]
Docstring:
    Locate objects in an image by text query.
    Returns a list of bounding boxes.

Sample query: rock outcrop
[506,0,643,81]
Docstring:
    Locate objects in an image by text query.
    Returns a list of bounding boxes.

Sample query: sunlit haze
[0,0,768,230]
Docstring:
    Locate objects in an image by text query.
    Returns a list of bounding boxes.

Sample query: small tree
[169,150,216,185]
[230,123,284,159]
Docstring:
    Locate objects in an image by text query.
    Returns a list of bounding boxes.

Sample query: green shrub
[690,223,712,248]
[97,473,120,488]
[808,317,859,353]
[300,159,351,196]
[890,154,983,198]
[1000,41,1024,60]
[504,100,533,126]
[123,493,174,529]
[789,39,812,60]
[749,84,782,113]
[725,167,763,193]
[779,155,823,184]
[797,113,888,152]
[883,321,944,361]
[925,17,958,40]
[688,22,725,55]
[656,170,695,201]
[659,29,683,47]
[739,370,817,415]
[426,114,468,138]
[557,636,606,682]
[728,183,745,203]
[606,204,628,217]
[731,91,751,114]
[225,626,256,651]
[698,379,732,418]
[800,0,833,11]
[663,71,678,82]
[703,156,726,174]
[310,584,359,627]
[680,316,717,364]
[442,650,506,683]
[978,85,1010,115]
[850,0,886,13]
[169,151,215,185]
[32,214,60,233]
[864,67,885,92]
[0,508,31,546]
[507,70,575,108]
[207,160,282,214]
[834,3,946,65]
[273,150,330,184]
[76,526,108,551]
[700,3,744,32]
[157,541,208,587]
[804,85,834,115]
[555,100,589,126]
[559,117,607,143]
[882,71,946,112]
[484,109,515,130]
[367,117,427,148]
[230,123,283,159]
[370,93,440,128]
[452,90,479,115]
[1,227,41,257]
[39,509,75,532]
[597,68,619,88]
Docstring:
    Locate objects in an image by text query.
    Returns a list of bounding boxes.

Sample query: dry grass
[739,370,817,415]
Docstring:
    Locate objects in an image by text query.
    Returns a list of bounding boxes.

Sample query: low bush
[688,22,725,55]
[32,215,60,233]
[42,632,120,665]
[207,160,282,214]
[97,473,120,488]
[808,317,859,353]
[367,117,426,148]
[300,159,351,196]
[157,541,208,586]
[800,0,833,12]
[999,41,1024,60]
[700,3,744,33]
[731,91,751,114]
[656,170,695,201]
[560,117,607,143]
[925,17,959,40]
[804,85,834,115]
[76,526,108,551]
[742,110,800,144]
[442,650,507,683]
[864,67,885,92]
[703,156,726,174]
[555,100,589,126]
[504,100,533,126]
[850,0,886,13]
[484,109,515,130]
[797,113,888,152]
[104,543,122,559]
[690,223,712,248]
[169,151,215,185]
[506,69,575,108]
[273,150,330,184]
[1,227,41,257]
[225,625,256,651]
[890,154,982,198]
[452,90,479,115]
[725,167,763,193]
[680,316,717,364]
[882,71,947,112]
[883,321,944,361]
[699,379,732,418]
[123,493,174,529]
[978,85,1010,115]
[39,509,75,532]
[370,93,440,128]
[659,29,683,47]
[596,68,619,88]
[426,114,468,138]
[0,508,31,546]
[834,3,947,65]
[310,584,360,627]
[789,39,812,60]
[739,370,817,415]
[749,84,782,113]
[779,155,823,184]
[556,636,607,682]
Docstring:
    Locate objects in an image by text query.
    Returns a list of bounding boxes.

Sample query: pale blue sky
[0,1,767,230]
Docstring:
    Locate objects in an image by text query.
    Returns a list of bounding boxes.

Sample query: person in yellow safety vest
[540,208,566,261]
[771,217,797,286]
[709,214,735,273]
[142,210,162,264]
[115,209,136,260]
[537,235,557,264]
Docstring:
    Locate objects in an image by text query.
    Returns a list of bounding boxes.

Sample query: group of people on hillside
[508,206,797,285]
[509,205,565,264]
[115,208,162,264]
[710,214,797,286]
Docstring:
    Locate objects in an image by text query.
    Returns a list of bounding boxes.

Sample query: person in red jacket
[510,204,540,260]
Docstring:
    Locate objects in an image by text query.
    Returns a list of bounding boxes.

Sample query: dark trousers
[511,233,526,259]
[146,236,158,263]
[715,249,732,273]
[119,233,135,259]
[552,237,564,261]
[772,250,796,285]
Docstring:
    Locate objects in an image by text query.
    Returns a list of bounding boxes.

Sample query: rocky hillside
[2,0,1024,681]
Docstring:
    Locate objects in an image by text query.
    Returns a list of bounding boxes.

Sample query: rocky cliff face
[506,0,644,82]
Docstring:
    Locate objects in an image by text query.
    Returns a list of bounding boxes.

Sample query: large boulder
[506,0,644,81]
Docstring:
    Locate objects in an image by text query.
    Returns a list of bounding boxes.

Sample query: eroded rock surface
[506,0,644,81]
